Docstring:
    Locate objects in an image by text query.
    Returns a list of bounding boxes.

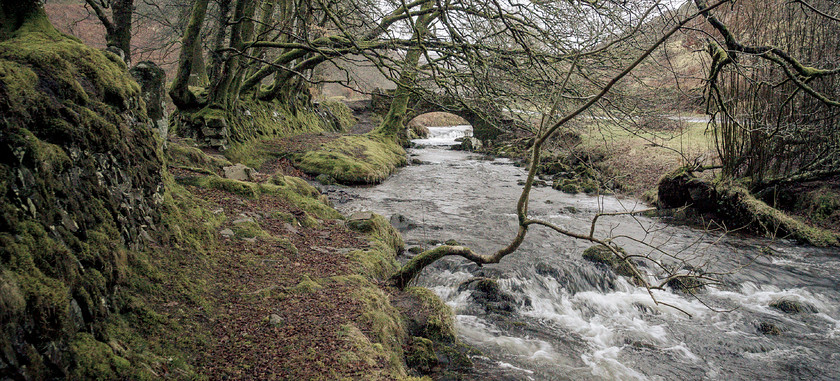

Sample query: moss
[321,100,357,132]
[719,184,839,247]
[165,141,231,173]
[329,272,408,379]
[231,220,269,239]
[177,174,339,221]
[352,285,405,370]
[406,337,437,373]
[69,333,132,380]
[290,274,324,294]
[770,298,816,314]
[582,244,642,284]
[294,134,406,185]
[0,22,139,116]
[405,287,456,343]
[346,214,404,280]
[337,324,404,379]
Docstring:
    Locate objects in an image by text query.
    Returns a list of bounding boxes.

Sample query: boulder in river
[390,214,419,231]
[582,244,643,285]
[458,277,517,314]
[770,298,817,314]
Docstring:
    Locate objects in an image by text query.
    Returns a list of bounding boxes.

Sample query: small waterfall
[414,125,473,146]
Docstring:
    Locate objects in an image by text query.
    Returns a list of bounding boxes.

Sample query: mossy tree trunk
[0,1,42,40]
[374,2,438,145]
[170,0,210,108]
[208,0,256,107]
[83,0,134,62]
[188,35,209,87]
[208,0,232,81]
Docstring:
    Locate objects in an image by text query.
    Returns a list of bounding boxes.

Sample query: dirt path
[179,180,390,379]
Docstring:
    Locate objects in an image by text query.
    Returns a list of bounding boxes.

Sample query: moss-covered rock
[582,245,643,284]
[657,168,839,247]
[457,277,517,315]
[345,213,404,280]
[394,287,474,378]
[666,275,704,294]
[757,322,782,335]
[0,10,195,378]
[293,134,407,185]
[770,298,817,314]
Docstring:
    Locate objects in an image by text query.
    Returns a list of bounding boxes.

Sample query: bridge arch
[370,89,517,142]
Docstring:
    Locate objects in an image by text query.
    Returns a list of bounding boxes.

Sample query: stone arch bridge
[369,89,527,142]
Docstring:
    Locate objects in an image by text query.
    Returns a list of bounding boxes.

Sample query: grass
[293,134,407,185]
[572,117,713,195]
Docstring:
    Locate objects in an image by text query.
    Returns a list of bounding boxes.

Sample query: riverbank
[0,19,466,377]
[481,118,840,243]
[162,142,472,379]
[332,130,840,380]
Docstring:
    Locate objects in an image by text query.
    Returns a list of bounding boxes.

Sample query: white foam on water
[455,315,560,362]
[517,275,708,379]
[707,281,835,318]
[582,347,650,381]
[413,125,473,146]
[497,361,535,374]
[663,343,699,362]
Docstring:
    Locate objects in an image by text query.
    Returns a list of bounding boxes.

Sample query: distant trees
[694,0,840,190]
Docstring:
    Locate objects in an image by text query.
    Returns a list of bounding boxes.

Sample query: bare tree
[83,0,135,61]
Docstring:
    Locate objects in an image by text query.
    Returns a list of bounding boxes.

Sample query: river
[325,125,840,380]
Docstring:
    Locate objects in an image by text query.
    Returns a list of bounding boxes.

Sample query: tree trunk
[109,0,133,63]
[208,0,232,81]
[188,34,209,87]
[0,1,44,41]
[208,0,255,106]
[374,4,438,145]
[170,0,210,108]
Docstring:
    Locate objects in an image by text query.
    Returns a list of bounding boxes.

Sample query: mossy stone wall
[0,14,166,378]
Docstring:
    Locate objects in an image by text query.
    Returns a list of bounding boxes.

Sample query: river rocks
[770,298,817,314]
[458,277,517,314]
[454,137,483,151]
[346,212,376,232]
[220,228,235,238]
[390,214,419,232]
[757,322,782,335]
[657,167,716,209]
[582,245,643,285]
[666,276,704,294]
[223,164,257,181]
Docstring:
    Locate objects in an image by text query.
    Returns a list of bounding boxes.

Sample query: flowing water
[325,125,840,380]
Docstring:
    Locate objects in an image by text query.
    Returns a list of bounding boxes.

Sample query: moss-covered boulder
[770,298,817,314]
[457,277,518,315]
[293,134,407,185]
[757,321,782,335]
[657,168,839,247]
[666,275,704,294]
[0,9,168,378]
[582,245,643,284]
